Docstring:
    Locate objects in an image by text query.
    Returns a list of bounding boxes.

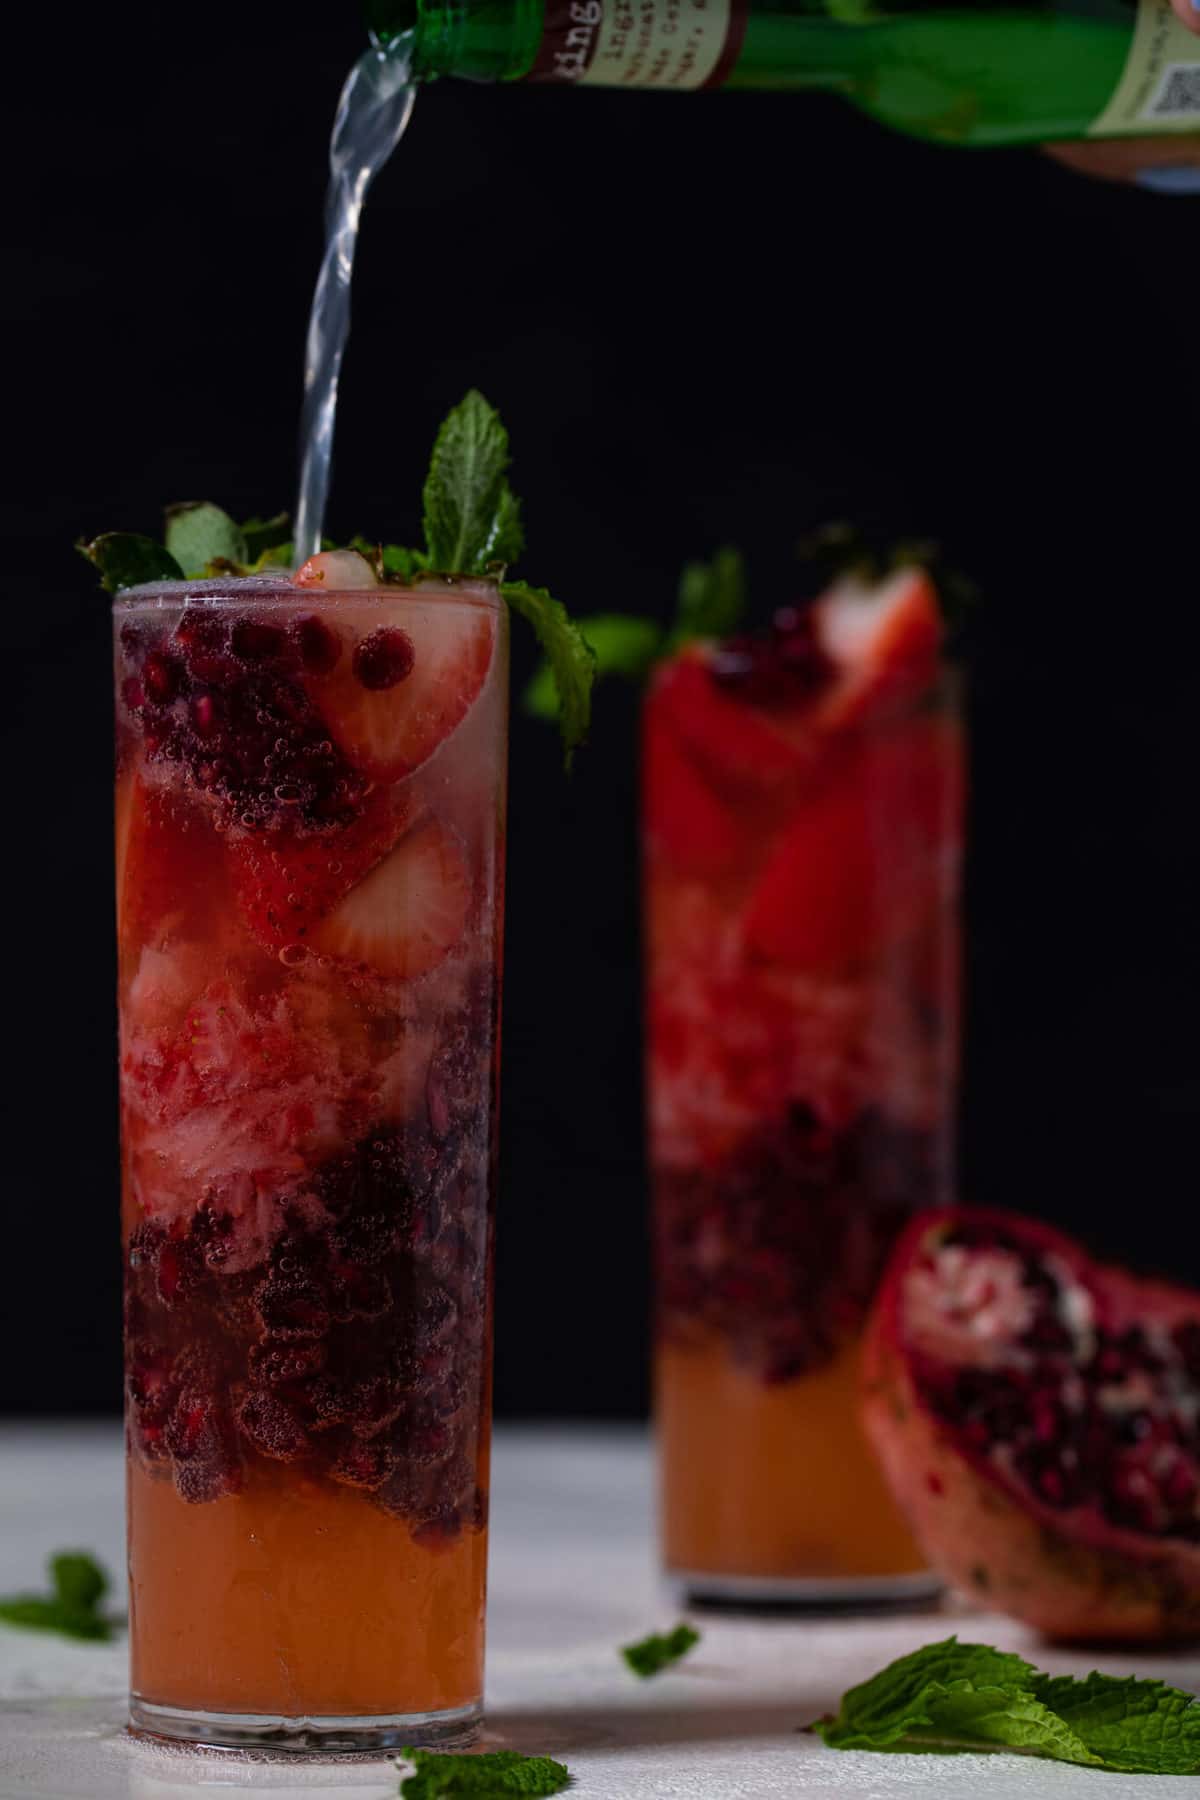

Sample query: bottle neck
[367,0,547,81]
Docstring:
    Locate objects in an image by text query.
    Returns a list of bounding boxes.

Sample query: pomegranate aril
[237,1388,311,1461]
[249,1339,327,1385]
[294,614,342,675]
[231,618,288,663]
[142,651,182,705]
[255,1276,330,1339]
[331,1437,394,1490]
[353,627,415,691]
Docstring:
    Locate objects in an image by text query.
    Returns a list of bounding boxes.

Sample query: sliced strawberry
[813,566,943,731]
[230,791,415,957]
[649,653,809,793]
[743,714,964,975]
[309,814,470,981]
[642,705,749,876]
[303,591,495,781]
[118,778,234,970]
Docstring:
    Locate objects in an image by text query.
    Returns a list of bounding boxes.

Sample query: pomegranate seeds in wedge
[864,1207,1200,1642]
[310,814,471,981]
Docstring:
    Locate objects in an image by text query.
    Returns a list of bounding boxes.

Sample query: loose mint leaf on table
[1031,1672,1200,1776]
[50,1552,108,1615]
[622,1622,700,1678]
[422,389,520,576]
[502,581,595,764]
[815,1637,1042,1748]
[524,614,663,720]
[398,1748,571,1796]
[78,532,184,594]
[813,1637,1200,1775]
[0,1551,115,1642]
[164,501,248,575]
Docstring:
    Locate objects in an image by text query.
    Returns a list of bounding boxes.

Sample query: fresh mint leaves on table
[812,1637,1200,1775]
[0,1552,115,1642]
[523,546,746,718]
[79,389,595,761]
[622,1621,700,1678]
[398,1748,571,1796]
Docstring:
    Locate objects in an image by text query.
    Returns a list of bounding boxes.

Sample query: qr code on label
[1146,63,1200,118]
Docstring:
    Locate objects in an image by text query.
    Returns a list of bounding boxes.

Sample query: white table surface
[1,1422,1198,1798]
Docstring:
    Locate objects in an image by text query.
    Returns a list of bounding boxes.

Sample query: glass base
[668,1566,943,1613]
[128,1695,482,1755]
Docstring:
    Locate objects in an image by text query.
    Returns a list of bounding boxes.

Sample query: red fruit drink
[644,567,964,1602]
[114,571,505,1748]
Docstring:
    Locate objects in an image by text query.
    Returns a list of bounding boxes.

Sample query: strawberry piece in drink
[299,583,496,782]
[742,713,964,975]
[813,566,943,730]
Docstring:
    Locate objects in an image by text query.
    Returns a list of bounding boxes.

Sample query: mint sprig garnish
[812,1637,1200,1775]
[0,1552,116,1643]
[522,545,746,718]
[165,501,249,574]
[421,388,524,575]
[668,545,746,649]
[501,581,594,765]
[524,615,663,722]
[82,391,592,759]
[397,1748,570,1797]
[621,1622,700,1679]
[78,532,184,594]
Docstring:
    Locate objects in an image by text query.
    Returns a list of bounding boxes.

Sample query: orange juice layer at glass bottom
[129,1460,487,1718]
[658,1335,925,1580]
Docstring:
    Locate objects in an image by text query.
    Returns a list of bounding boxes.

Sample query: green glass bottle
[365,0,1200,145]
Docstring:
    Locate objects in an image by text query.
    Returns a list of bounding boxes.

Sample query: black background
[3,1,1198,1420]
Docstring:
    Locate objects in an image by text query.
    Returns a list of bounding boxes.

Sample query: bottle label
[1089,0,1200,136]
[526,0,747,89]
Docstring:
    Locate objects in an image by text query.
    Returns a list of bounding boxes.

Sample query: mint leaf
[349,536,426,580]
[78,532,184,594]
[814,1638,1200,1775]
[1032,1672,1200,1775]
[502,581,595,763]
[399,1748,570,1797]
[622,1622,700,1679]
[524,614,663,720]
[423,390,519,576]
[490,486,524,569]
[164,502,248,576]
[0,1598,111,1642]
[51,1552,108,1615]
[816,1638,1043,1748]
[907,1687,1101,1765]
[0,1552,115,1642]
[670,546,746,647]
[240,511,292,560]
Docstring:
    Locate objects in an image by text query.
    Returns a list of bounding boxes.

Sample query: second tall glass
[115,574,506,1750]
[644,567,964,1604]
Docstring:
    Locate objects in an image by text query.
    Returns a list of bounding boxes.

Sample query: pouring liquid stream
[293,38,417,563]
